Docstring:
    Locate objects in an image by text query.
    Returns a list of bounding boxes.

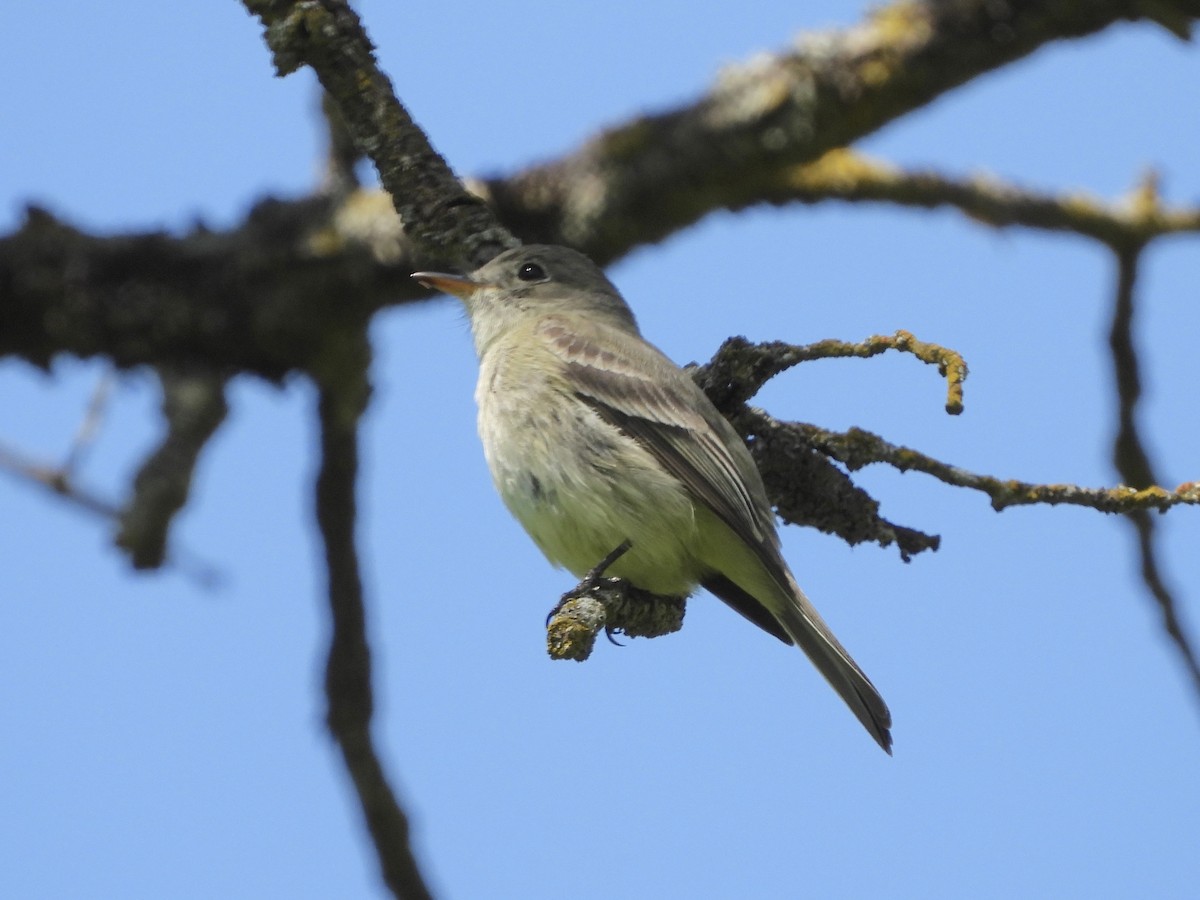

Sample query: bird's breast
[474,348,703,595]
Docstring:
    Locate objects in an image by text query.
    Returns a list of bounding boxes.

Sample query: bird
[412,244,892,753]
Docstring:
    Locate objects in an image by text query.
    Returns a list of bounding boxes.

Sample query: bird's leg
[545,539,633,626]
[545,541,687,661]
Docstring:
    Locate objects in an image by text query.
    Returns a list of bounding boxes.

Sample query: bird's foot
[544,539,633,626]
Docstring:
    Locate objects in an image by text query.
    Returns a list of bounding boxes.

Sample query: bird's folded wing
[535,317,783,569]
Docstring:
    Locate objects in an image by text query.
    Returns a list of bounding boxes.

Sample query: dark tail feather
[702,574,792,644]
[703,572,892,753]
[775,578,893,754]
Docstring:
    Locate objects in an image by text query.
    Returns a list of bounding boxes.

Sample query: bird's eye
[517,262,547,282]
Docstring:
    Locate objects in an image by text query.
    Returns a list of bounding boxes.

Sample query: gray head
[412,245,639,354]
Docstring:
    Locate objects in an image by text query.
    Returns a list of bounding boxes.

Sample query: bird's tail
[774,571,893,754]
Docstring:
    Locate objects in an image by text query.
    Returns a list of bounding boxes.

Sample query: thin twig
[319,90,362,199]
[0,440,120,518]
[60,371,114,475]
[0,436,224,585]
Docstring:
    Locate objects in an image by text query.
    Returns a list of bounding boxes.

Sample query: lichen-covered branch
[737,411,943,560]
[481,0,1200,262]
[762,150,1200,248]
[243,0,514,271]
[0,202,410,378]
[9,3,1200,381]
[695,330,967,415]
[781,418,1200,515]
[689,330,965,559]
[546,543,687,661]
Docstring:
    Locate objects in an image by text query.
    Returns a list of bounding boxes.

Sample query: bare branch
[0,370,121,518]
[0,377,225,584]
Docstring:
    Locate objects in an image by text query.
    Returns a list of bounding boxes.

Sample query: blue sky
[3,2,1199,898]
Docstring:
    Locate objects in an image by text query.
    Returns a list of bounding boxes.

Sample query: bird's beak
[411,271,482,300]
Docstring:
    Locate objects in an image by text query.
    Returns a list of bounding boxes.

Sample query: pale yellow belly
[479,382,705,597]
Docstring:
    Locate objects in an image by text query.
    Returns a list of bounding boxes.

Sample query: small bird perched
[413,245,892,753]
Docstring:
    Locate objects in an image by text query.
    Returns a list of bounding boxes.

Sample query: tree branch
[313,335,432,900]
[1106,245,1200,702]
[545,541,687,662]
[243,0,514,271]
[3,0,1197,880]
[783,419,1199,514]
[695,330,968,415]
[9,3,1200,379]
[115,366,228,569]
[481,0,1200,261]
[762,149,1200,246]
[0,201,409,377]
[0,441,120,519]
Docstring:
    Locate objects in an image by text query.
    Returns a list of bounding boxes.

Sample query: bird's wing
[536,316,785,577]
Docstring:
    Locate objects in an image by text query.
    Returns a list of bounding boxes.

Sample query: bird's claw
[544,539,634,626]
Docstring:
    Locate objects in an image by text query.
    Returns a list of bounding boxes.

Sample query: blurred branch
[0,441,121,519]
[0,369,120,516]
[312,336,433,900]
[115,366,229,569]
[60,370,114,474]
[480,0,1200,262]
[0,202,416,377]
[764,150,1200,246]
[1106,245,1200,701]
[320,90,363,199]
[10,2,1200,375]
[0,371,226,582]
